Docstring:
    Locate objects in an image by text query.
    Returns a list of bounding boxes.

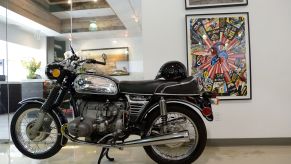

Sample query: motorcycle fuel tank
[74,74,118,95]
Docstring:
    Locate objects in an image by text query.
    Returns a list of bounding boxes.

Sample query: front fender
[18,97,68,124]
[141,99,213,122]
[19,97,45,105]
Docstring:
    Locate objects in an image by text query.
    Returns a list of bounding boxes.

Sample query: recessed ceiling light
[68,0,72,4]
[89,21,98,31]
[112,40,117,44]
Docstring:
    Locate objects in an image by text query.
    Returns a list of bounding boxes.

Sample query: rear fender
[142,99,213,122]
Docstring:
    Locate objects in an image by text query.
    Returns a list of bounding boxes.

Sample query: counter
[0,80,45,114]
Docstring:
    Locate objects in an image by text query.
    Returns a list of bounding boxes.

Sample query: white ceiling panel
[52,8,115,19]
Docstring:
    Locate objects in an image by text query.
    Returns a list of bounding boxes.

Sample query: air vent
[125,95,149,116]
[129,102,146,115]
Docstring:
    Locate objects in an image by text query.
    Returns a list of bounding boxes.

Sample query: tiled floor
[1,143,291,164]
[0,114,12,139]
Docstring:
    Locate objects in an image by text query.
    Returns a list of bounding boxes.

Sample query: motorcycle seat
[119,76,199,95]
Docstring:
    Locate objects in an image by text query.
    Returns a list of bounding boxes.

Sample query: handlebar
[65,45,107,71]
[80,59,106,65]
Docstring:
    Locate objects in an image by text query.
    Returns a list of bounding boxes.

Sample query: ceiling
[0,0,141,40]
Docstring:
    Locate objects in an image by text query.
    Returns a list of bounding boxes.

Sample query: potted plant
[21,58,41,79]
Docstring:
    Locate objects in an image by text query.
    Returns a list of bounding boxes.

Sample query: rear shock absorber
[159,97,167,134]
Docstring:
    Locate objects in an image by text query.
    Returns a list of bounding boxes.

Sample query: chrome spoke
[15,108,59,154]
[148,112,199,160]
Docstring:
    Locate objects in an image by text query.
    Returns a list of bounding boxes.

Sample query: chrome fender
[142,99,213,122]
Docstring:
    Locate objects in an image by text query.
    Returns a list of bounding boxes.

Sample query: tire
[10,103,67,159]
[143,104,207,164]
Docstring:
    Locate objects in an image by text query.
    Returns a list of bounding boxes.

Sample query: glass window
[0,0,142,140]
[0,0,8,140]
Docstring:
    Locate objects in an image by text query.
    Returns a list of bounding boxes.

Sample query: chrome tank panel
[74,74,118,95]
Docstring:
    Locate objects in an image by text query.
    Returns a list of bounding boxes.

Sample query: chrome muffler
[61,124,190,148]
[118,130,190,147]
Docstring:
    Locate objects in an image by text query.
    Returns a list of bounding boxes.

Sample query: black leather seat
[119,80,175,95]
[119,76,199,95]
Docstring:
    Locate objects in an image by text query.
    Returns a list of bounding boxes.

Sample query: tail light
[201,107,212,117]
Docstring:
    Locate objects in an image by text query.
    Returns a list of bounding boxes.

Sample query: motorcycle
[10,46,217,164]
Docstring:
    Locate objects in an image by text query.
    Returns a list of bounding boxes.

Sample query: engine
[67,100,126,139]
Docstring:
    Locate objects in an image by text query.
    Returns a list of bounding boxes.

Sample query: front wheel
[10,103,67,159]
[143,104,207,164]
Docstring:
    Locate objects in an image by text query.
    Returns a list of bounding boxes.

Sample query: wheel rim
[147,112,199,161]
[14,108,59,154]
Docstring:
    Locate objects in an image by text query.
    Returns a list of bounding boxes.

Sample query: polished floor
[1,144,291,164]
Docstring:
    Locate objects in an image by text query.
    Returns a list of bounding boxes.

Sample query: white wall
[73,37,143,81]
[0,22,45,49]
[143,0,291,138]
[0,22,47,81]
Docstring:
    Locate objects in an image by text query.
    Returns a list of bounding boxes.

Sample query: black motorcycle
[10,46,217,164]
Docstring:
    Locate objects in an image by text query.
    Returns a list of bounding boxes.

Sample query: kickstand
[97,147,115,164]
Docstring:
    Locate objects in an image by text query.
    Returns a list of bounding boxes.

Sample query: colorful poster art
[185,0,248,9]
[186,13,251,100]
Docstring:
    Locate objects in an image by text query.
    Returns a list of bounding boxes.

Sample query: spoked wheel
[143,104,207,164]
[10,103,67,159]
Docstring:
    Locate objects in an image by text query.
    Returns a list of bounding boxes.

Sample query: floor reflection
[0,143,154,164]
[1,143,291,164]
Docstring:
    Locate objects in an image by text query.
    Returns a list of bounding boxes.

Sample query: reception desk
[0,80,44,114]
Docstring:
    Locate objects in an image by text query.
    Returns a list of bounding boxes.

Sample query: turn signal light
[52,69,61,78]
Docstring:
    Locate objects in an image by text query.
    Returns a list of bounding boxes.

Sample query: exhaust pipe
[119,130,190,147]
[62,124,190,148]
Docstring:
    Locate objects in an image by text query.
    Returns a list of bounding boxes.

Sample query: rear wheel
[143,105,207,164]
[10,103,67,159]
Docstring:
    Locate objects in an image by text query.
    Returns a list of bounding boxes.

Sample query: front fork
[159,97,168,134]
[30,84,65,137]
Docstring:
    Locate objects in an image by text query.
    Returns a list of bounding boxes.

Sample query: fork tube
[53,86,68,107]
[41,85,61,112]
[31,85,61,135]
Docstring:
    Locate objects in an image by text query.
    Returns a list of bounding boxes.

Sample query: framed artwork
[81,47,129,76]
[185,0,248,9]
[186,12,251,100]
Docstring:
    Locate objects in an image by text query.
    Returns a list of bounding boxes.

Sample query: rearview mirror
[102,53,107,61]
[64,51,73,59]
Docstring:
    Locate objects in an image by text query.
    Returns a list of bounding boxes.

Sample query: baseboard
[0,139,10,144]
[207,138,291,146]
